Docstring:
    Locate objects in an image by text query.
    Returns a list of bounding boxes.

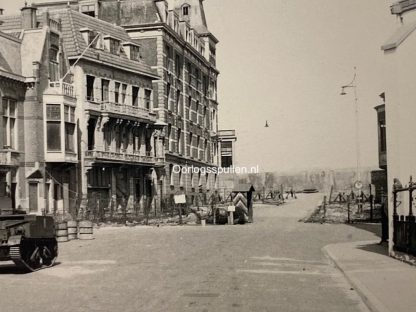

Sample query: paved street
[0,194,380,312]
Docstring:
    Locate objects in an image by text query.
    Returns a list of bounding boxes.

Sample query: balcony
[218,129,237,141]
[0,150,19,168]
[45,151,78,163]
[86,101,156,122]
[85,150,164,166]
[47,81,75,98]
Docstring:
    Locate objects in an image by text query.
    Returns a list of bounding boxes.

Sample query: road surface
[0,193,379,312]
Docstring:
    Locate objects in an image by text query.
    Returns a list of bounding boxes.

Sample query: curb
[322,244,390,312]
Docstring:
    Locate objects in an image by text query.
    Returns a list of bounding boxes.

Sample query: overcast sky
[0,0,400,172]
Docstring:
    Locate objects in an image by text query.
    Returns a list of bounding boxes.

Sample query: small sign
[354,180,363,190]
[174,194,186,204]
[227,205,235,212]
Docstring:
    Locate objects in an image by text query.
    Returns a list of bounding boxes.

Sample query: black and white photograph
[0,0,415,311]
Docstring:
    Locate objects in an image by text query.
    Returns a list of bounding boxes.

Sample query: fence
[393,177,416,256]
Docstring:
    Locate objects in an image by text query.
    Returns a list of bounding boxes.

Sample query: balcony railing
[85,150,164,165]
[0,150,19,167]
[87,101,155,121]
[49,81,75,98]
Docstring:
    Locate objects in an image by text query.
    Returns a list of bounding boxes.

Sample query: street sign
[354,180,363,190]
[174,194,186,204]
[227,205,235,212]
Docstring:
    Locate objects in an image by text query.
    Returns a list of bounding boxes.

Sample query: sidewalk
[323,240,416,312]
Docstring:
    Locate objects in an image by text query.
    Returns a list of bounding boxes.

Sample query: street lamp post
[340,67,361,186]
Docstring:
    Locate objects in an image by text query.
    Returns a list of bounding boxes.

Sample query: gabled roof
[381,21,416,51]
[0,31,22,77]
[50,9,158,78]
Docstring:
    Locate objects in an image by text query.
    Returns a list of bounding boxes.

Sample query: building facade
[0,4,165,215]
[382,0,416,256]
[0,0,234,215]
[34,0,222,201]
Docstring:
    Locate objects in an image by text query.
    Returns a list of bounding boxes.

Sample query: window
[64,106,75,152]
[81,4,96,17]
[167,124,172,151]
[187,62,192,83]
[195,69,200,90]
[131,45,140,61]
[166,83,171,110]
[46,104,61,151]
[144,90,152,109]
[86,75,95,101]
[203,75,208,96]
[221,156,233,168]
[49,45,59,82]
[178,128,182,154]
[165,45,172,69]
[183,5,189,16]
[114,82,120,103]
[175,54,181,77]
[2,98,17,149]
[121,84,127,104]
[65,123,75,152]
[88,31,97,45]
[132,86,139,107]
[176,90,181,115]
[102,79,109,102]
[109,38,120,54]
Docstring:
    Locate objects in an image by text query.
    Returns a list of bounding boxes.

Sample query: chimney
[21,4,38,29]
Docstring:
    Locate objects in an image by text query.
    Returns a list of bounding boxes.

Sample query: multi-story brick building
[34,0,222,200]
[0,6,75,214]
[0,4,165,215]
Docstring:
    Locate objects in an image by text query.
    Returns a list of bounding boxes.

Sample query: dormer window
[81,4,96,17]
[122,42,141,61]
[104,35,120,55]
[80,28,98,46]
[183,5,189,16]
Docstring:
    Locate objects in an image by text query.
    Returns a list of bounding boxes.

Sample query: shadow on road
[355,242,388,257]
[0,261,61,275]
[347,222,381,238]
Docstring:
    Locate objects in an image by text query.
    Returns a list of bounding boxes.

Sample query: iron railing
[393,176,416,255]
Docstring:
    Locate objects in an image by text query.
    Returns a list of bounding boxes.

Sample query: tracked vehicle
[0,213,58,272]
